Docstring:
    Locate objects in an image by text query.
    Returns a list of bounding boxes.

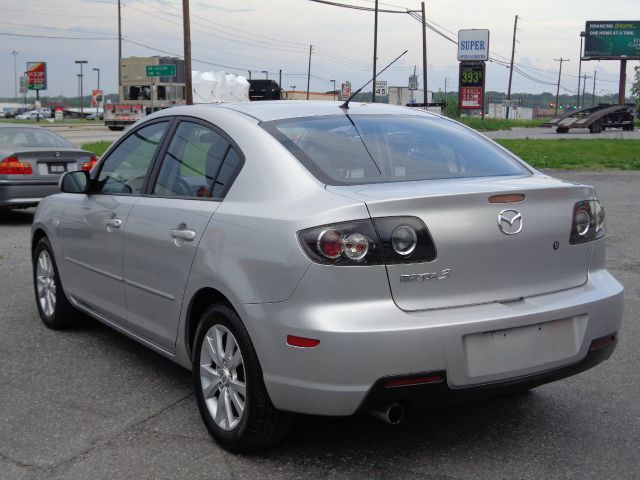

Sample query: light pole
[75,60,88,116]
[330,79,336,100]
[11,51,18,99]
[290,85,296,100]
[93,67,101,117]
[261,70,269,79]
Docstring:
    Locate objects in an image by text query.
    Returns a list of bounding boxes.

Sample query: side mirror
[59,170,90,194]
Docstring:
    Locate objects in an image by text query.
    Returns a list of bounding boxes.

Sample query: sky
[1,0,638,99]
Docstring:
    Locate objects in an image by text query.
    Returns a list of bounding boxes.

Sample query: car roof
[201,100,440,123]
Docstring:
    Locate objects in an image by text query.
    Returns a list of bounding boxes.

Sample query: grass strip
[495,139,640,170]
[81,141,113,156]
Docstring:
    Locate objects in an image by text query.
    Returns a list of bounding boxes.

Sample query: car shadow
[0,208,35,225]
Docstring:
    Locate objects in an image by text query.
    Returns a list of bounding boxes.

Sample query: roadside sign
[408,75,418,91]
[27,62,47,90]
[458,61,485,110]
[341,81,351,100]
[92,89,104,107]
[375,80,388,96]
[502,98,522,107]
[584,21,640,60]
[458,29,490,61]
[146,64,176,77]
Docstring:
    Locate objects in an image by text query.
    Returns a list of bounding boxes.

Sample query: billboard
[584,21,640,60]
[458,29,490,61]
[27,62,47,90]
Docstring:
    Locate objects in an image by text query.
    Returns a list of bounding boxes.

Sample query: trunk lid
[14,148,93,177]
[328,175,595,311]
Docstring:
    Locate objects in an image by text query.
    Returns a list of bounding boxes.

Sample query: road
[43,124,123,147]
[1,171,638,479]
[483,127,640,140]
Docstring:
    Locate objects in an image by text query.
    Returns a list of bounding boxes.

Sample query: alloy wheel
[199,324,247,431]
[36,250,57,317]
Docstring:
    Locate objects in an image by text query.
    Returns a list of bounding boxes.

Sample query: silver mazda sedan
[32,102,623,452]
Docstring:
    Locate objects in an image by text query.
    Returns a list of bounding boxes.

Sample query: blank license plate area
[463,315,587,378]
[48,163,67,174]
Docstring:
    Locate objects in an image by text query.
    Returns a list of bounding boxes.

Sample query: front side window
[97,121,169,194]
[152,121,241,199]
[262,114,530,185]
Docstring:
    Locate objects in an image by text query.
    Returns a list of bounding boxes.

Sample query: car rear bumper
[242,268,624,416]
[0,179,59,208]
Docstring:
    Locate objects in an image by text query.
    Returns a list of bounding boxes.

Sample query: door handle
[104,218,122,231]
[170,228,196,241]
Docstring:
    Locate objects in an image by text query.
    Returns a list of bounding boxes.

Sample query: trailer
[543,104,635,134]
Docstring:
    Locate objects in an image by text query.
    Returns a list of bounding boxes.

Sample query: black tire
[192,303,293,452]
[32,237,80,329]
[556,127,568,134]
[107,126,125,131]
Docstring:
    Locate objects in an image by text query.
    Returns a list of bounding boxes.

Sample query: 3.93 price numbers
[461,70,482,85]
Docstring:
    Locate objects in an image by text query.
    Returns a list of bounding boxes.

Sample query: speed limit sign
[374,80,388,96]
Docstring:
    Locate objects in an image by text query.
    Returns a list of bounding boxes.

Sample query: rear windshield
[0,127,73,149]
[262,114,529,185]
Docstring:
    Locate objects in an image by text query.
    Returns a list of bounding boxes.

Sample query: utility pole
[182,0,193,105]
[75,60,88,116]
[372,0,380,103]
[330,79,336,100]
[118,0,122,102]
[553,57,569,116]
[581,74,591,108]
[618,60,626,104]
[279,69,282,97]
[11,51,18,99]
[444,77,448,100]
[421,1,427,103]
[306,45,312,100]
[577,31,585,109]
[592,70,597,106]
[506,14,518,119]
[93,67,100,117]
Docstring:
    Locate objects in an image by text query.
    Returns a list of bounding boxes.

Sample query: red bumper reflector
[286,335,320,348]
[384,374,444,388]
[589,335,616,351]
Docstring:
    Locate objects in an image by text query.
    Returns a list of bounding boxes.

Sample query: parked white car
[16,111,45,121]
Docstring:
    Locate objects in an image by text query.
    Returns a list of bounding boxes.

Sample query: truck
[543,103,636,134]
[105,56,187,131]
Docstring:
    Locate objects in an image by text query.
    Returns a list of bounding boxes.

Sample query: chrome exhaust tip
[371,403,405,425]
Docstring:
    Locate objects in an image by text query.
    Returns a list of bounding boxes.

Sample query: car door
[121,119,244,351]
[58,120,171,322]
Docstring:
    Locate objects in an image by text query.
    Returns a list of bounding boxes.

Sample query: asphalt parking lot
[1,170,638,480]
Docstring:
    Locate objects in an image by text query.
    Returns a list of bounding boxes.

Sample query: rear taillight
[372,217,436,264]
[297,216,436,266]
[298,220,382,265]
[0,156,32,175]
[81,155,98,171]
[570,199,605,245]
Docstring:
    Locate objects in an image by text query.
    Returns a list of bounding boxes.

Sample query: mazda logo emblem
[497,209,523,235]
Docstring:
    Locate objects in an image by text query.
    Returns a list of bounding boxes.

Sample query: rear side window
[262,114,529,185]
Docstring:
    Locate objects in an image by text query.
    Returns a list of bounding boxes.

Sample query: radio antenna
[339,50,408,110]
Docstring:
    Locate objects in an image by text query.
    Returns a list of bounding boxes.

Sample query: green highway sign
[584,21,640,60]
[146,64,176,77]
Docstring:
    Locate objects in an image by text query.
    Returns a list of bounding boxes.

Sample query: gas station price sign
[458,61,485,110]
[459,62,484,87]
